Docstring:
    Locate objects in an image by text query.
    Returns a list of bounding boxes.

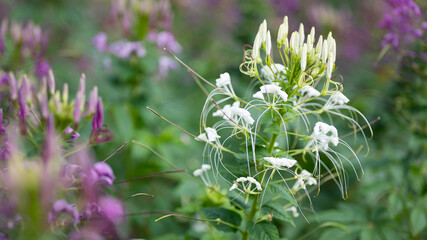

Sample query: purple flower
[35,60,51,79]
[92,98,104,130]
[90,98,112,144]
[17,76,29,134]
[269,0,300,14]
[49,199,80,224]
[98,196,124,223]
[64,127,80,141]
[150,31,182,53]
[90,162,115,186]
[0,73,8,87]
[92,33,108,52]
[158,56,178,77]
[378,0,424,49]
[0,109,10,161]
[69,228,103,240]
[108,40,146,58]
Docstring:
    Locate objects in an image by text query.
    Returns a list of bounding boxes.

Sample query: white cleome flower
[216,72,231,87]
[306,122,339,151]
[292,169,317,192]
[323,92,350,110]
[252,84,288,102]
[215,72,235,96]
[285,206,299,218]
[212,101,240,118]
[299,86,320,98]
[263,157,297,168]
[193,164,212,186]
[196,127,221,143]
[229,176,262,193]
[229,106,255,125]
[260,64,287,83]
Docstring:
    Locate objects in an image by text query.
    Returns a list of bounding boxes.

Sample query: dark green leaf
[261,202,295,226]
[388,193,404,218]
[248,222,280,240]
[201,207,242,232]
[410,208,427,236]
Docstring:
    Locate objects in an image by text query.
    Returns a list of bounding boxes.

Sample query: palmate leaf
[200,207,242,232]
[248,222,280,240]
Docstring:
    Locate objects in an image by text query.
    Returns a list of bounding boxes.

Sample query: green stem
[242,196,259,240]
[267,133,278,155]
[243,133,278,239]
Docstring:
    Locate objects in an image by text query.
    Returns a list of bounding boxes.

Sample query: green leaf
[268,184,296,204]
[248,222,280,240]
[410,208,427,236]
[200,207,242,232]
[388,193,404,218]
[264,122,281,134]
[261,202,294,226]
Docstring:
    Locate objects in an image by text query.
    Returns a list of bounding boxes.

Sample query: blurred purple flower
[69,228,103,240]
[158,56,178,77]
[108,40,146,58]
[269,0,300,15]
[0,109,10,161]
[92,98,103,131]
[90,98,112,144]
[35,60,51,80]
[17,76,29,134]
[49,199,80,224]
[65,127,80,141]
[149,31,182,53]
[98,196,124,223]
[0,73,8,87]
[378,0,424,49]
[91,162,115,186]
[92,33,108,52]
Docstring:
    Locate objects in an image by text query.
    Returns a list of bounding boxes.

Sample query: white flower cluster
[193,17,371,217]
[306,122,339,151]
[229,176,262,193]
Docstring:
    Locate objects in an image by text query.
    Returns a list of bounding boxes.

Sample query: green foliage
[248,222,280,240]
[201,207,242,233]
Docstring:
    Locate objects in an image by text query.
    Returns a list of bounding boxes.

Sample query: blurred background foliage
[1,0,426,239]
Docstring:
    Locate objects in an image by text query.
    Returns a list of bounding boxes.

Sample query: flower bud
[301,43,308,71]
[265,30,271,56]
[298,23,305,47]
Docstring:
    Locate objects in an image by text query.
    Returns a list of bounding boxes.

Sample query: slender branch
[155,213,244,234]
[147,107,199,139]
[340,116,380,139]
[164,48,217,89]
[103,141,127,162]
[121,193,154,201]
[114,170,185,184]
